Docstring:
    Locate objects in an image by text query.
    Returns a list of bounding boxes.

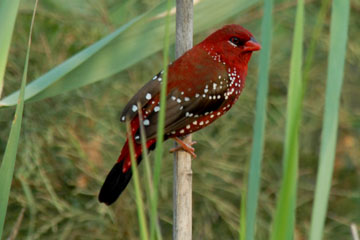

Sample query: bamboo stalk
[173,1,193,240]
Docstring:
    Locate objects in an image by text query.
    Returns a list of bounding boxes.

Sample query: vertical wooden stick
[173,1,193,240]
[351,224,360,240]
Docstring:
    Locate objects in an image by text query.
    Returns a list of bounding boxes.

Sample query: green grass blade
[0,0,260,107]
[152,0,172,226]
[126,121,149,240]
[0,1,38,237]
[270,0,304,239]
[309,1,350,239]
[239,188,247,240]
[137,104,154,198]
[0,0,20,98]
[303,0,331,85]
[244,0,273,239]
[0,10,148,106]
[137,104,162,240]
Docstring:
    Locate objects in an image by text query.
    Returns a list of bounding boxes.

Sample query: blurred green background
[0,0,359,239]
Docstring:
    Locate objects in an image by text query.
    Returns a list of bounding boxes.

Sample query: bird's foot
[170,137,197,158]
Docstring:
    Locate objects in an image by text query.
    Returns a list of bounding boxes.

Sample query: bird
[98,24,261,205]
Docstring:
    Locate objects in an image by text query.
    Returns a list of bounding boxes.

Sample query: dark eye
[229,37,245,47]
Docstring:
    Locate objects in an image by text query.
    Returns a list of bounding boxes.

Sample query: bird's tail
[98,137,156,205]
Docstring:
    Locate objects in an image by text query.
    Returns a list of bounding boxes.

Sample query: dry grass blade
[7,208,25,240]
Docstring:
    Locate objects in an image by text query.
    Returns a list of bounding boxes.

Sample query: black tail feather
[98,142,156,205]
[98,161,132,205]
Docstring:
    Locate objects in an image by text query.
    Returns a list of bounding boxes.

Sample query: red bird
[99,24,261,205]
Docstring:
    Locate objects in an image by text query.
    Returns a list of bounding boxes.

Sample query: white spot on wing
[143,119,150,126]
[132,105,138,112]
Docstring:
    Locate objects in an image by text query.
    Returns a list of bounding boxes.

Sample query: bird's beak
[244,37,261,52]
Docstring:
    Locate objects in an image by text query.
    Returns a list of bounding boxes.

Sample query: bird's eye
[229,37,245,47]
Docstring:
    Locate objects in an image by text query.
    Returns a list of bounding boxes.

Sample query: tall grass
[266,0,350,239]
[151,0,172,238]
[126,121,149,240]
[0,1,38,238]
[153,0,172,208]
[309,0,350,239]
[270,0,304,239]
[243,1,273,239]
[0,0,20,98]
[137,104,162,240]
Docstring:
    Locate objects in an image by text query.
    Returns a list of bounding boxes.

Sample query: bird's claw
[170,137,197,158]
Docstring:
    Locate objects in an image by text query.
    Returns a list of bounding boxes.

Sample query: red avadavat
[99,24,261,205]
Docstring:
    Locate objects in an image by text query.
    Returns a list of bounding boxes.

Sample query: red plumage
[99,24,261,205]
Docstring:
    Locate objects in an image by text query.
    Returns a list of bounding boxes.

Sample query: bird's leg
[170,137,197,158]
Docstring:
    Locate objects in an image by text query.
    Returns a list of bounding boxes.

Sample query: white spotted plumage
[132,105,138,112]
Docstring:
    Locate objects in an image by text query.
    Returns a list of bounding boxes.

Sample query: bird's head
[200,24,261,70]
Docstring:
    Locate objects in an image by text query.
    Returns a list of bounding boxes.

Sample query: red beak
[244,37,261,52]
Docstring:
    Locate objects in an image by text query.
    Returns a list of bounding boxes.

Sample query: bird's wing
[120,71,163,122]
[143,74,229,139]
